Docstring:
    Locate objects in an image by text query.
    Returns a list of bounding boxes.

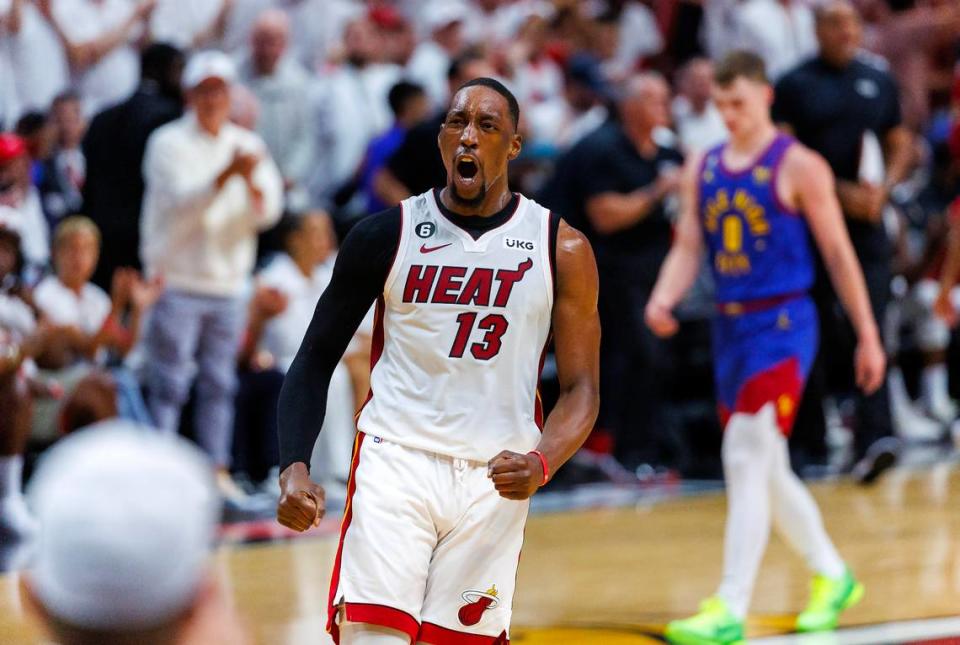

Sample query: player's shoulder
[342,206,403,248]
[555,218,594,266]
[779,140,834,196]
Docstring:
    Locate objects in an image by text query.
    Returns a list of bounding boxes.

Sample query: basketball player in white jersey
[276,77,600,645]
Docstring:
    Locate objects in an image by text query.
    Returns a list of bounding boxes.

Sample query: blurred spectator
[23,423,250,645]
[14,110,56,187]
[551,73,683,469]
[859,0,960,130]
[735,0,817,81]
[309,15,400,207]
[702,0,742,62]
[407,1,470,110]
[31,217,158,436]
[359,81,430,214]
[373,4,418,67]
[235,212,366,487]
[49,0,158,115]
[238,9,314,211]
[2,0,69,118]
[82,42,185,289]
[228,82,260,130]
[461,0,519,47]
[40,92,88,227]
[774,0,913,481]
[0,133,49,268]
[150,0,232,51]
[607,0,664,81]
[506,11,564,113]
[0,213,35,540]
[527,52,610,151]
[285,0,364,72]
[140,51,283,504]
[673,57,728,153]
[374,50,496,207]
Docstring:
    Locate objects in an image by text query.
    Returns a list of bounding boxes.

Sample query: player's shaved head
[455,77,520,130]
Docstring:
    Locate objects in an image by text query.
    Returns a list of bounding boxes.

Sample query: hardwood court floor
[2,462,959,644]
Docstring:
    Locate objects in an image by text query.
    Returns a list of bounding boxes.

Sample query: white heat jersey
[357,190,555,462]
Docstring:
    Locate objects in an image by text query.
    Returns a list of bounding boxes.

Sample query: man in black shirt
[545,73,683,469]
[82,43,184,289]
[773,0,913,482]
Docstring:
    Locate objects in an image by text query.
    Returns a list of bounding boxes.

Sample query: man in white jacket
[141,50,282,501]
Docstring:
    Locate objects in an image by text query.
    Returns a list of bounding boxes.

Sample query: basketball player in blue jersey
[274,77,600,645]
[646,51,885,644]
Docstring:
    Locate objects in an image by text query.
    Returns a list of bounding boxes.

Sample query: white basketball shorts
[327,433,530,644]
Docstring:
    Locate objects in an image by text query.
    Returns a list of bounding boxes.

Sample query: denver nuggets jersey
[357,190,554,462]
[698,134,814,303]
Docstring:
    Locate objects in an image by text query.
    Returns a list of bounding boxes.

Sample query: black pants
[597,264,679,467]
[793,259,893,462]
[232,368,284,482]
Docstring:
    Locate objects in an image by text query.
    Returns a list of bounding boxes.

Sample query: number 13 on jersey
[449,312,510,360]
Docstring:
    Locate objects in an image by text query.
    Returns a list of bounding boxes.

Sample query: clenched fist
[276,462,325,532]
[487,451,544,500]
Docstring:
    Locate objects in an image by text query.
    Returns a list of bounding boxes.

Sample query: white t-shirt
[54,0,140,115]
[736,0,816,81]
[34,276,112,335]
[150,0,223,50]
[2,0,69,114]
[1,191,50,267]
[309,63,398,200]
[255,252,334,373]
[673,98,729,154]
[405,40,451,111]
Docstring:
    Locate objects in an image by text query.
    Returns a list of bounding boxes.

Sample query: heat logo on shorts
[458,584,499,626]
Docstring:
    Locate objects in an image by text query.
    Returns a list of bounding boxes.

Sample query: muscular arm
[645,152,705,337]
[790,146,886,392]
[536,224,600,471]
[489,222,600,499]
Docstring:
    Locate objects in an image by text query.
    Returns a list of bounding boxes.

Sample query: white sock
[769,432,846,579]
[888,367,913,408]
[0,455,23,501]
[340,622,410,645]
[716,407,776,619]
[921,364,950,410]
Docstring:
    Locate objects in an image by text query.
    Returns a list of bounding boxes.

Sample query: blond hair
[54,216,101,249]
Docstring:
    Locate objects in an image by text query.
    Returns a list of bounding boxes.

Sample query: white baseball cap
[27,422,220,630]
[182,50,237,90]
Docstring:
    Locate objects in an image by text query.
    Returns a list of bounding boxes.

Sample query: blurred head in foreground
[22,422,226,645]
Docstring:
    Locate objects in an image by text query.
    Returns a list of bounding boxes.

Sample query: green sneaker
[796,568,864,632]
[665,597,745,645]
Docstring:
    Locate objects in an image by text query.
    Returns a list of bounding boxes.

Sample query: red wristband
[528,450,549,486]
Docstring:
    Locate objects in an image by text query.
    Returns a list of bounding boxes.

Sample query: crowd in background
[2,0,960,533]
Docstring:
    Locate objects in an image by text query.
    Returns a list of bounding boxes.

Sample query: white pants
[717,404,845,618]
[329,434,526,644]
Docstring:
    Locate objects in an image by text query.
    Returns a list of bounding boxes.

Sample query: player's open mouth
[455,156,480,185]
